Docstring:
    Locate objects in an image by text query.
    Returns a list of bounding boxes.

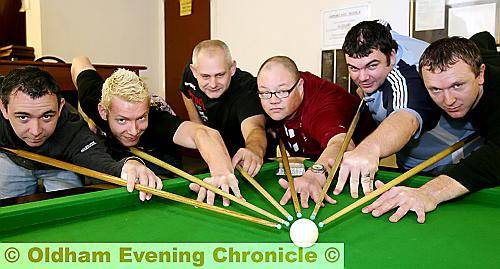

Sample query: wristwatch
[310,163,328,178]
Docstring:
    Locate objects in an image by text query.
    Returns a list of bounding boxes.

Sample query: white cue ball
[289,218,319,248]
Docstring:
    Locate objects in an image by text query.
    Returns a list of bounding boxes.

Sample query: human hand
[121,160,163,201]
[278,171,336,208]
[334,144,379,198]
[362,180,438,223]
[189,173,243,206]
[231,148,263,177]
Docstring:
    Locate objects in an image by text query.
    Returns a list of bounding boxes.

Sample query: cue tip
[276,224,282,230]
[318,222,324,228]
[287,215,294,221]
[310,214,316,220]
[296,212,302,218]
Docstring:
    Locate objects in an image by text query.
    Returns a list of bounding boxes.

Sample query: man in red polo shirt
[257,56,374,207]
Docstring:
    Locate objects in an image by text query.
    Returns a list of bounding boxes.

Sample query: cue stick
[317,134,480,228]
[278,140,302,218]
[310,99,365,220]
[1,147,281,229]
[235,165,293,221]
[129,147,290,227]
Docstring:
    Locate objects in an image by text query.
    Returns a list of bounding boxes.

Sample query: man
[363,36,500,223]
[180,40,267,177]
[337,21,476,198]
[0,67,161,201]
[257,56,375,207]
[71,57,241,206]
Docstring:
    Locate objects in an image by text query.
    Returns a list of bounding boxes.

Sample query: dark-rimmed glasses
[258,78,300,100]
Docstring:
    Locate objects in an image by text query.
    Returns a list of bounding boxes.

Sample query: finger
[300,191,310,208]
[389,203,411,223]
[138,173,147,202]
[278,178,289,189]
[280,189,291,205]
[349,168,361,198]
[231,151,243,168]
[145,173,156,201]
[197,186,207,203]
[371,196,400,217]
[375,180,384,189]
[227,175,242,199]
[125,169,138,193]
[242,156,251,174]
[206,189,215,206]
[253,162,262,177]
[415,207,426,224]
[221,184,230,206]
[360,176,373,196]
[323,193,337,204]
[247,160,257,178]
[189,183,201,193]
[334,165,349,195]
[155,176,163,190]
[362,186,399,213]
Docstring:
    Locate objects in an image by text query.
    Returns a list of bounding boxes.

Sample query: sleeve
[61,114,124,177]
[385,67,440,138]
[235,76,265,124]
[144,109,184,144]
[444,141,500,192]
[179,63,194,98]
[76,69,109,131]
[308,86,358,148]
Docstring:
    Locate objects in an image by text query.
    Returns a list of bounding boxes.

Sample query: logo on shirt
[80,141,97,153]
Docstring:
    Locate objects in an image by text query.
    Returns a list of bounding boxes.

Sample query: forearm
[358,111,419,158]
[193,127,234,176]
[419,175,469,205]
[244,128,267,159]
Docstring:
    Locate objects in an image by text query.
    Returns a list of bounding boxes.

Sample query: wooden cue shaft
[1,147,279,229]
[236,165,293,220]
[318,135,480,227]
[130,147,289,226]
[311,99,365,219]
[278,140,302,217]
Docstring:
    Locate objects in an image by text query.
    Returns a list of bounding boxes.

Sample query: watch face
[311,164,325,173]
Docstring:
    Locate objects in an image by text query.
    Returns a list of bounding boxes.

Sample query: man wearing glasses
[256,56,375,207]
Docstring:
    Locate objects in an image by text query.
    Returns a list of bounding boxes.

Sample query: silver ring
[361,176,371,184]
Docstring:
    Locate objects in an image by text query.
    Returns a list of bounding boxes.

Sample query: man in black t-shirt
[363,36,500,223]
[0,67,161,200]
[71,57,243,206]
[180,40,267,178]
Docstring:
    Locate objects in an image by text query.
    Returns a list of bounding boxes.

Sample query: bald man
[257,56,375,207]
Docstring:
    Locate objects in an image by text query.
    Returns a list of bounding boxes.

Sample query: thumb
[374,180,385,189]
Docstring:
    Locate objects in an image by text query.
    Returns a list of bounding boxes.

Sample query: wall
[211,0,410,76]
[25,0,165,96]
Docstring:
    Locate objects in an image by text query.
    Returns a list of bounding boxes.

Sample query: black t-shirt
[77,70,183,173]
[444,51,500,192]
[180,64,264,155]
[0,104,124,176]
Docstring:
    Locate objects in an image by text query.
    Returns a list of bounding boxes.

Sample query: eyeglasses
[258,78,300,100]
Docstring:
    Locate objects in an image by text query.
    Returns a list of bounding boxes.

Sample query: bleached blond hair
[100,68,149,111]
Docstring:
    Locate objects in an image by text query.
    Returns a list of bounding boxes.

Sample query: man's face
[190,48,236,99]
[99,96,149,147]
[257,65,303,121]
[345,49,395,94]
[422,60,485,118]
[0,91,64,147]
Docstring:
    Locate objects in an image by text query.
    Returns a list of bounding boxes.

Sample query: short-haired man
[363,36,500,223]
[71,57,242,206]
[0,67,161,200]
[257,56,375,207]
[180,40,267,177]
[338,21,477,198]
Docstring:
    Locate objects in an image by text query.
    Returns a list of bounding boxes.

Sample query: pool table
[1,162,499,268]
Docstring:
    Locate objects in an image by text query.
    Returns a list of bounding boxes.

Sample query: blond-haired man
[71,57,242,206]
